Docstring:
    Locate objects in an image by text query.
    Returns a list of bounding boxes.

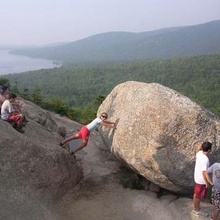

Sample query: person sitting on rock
[59,112,116,156]
[0,85,24,114]
[1,93,25,133]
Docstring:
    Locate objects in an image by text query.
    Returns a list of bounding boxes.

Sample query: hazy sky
[0,0,220,46]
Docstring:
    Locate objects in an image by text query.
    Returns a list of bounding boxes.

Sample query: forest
[2,53,220,123]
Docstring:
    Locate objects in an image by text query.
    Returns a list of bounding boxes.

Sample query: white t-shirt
[86,117,102,131]
[194,150,210,184]
[1,100,13,120]
[207,163,220,190]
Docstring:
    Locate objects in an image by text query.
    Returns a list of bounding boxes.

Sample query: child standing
[205,161,220,220]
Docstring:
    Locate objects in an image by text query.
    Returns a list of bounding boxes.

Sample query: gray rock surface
[21,98,60,133]
[98,81,220,193]
[0,84,216,220]
[0,100,82,220]
[53,111,213,220]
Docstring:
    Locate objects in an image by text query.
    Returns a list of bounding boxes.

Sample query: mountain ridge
[11,20,220,63]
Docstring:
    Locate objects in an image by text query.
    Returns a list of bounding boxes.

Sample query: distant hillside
[11,20,220,64]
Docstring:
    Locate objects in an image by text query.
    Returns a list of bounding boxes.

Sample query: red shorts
[77,126,90,141]
[7,115,20,122]
[194,183,208,200]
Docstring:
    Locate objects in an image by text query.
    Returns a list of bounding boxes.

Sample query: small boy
[1,93,25,133]
[205,161,220,220]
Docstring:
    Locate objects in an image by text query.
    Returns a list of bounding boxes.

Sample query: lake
[0,49,61,76]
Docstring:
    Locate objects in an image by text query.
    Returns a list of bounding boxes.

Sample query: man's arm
[100,120,117,129]
[202,171,211,188]
[204,170,214,186]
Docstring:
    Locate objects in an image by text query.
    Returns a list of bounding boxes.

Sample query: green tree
[31,88,43,105]
[80,95,106,124]
[43,97,68,116]
[22,88,30,100]
[0,78,10,87]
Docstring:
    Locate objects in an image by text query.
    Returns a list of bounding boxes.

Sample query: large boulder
[0,100,83,219]
[98,81,220,193]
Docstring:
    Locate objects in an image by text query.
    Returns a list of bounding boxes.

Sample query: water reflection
[0,49,61,75]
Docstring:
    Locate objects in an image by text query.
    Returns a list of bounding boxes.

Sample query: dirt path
[54,175,153,220]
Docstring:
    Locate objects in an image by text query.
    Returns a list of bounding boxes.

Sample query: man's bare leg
[17,114,24,128]
[61,134,79,145]
[193,194,200,212]
[212,209,220,220]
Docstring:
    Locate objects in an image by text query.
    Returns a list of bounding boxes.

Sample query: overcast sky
[0,0,220,46]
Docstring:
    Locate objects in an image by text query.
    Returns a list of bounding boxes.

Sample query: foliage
[80,95,105,124]
[3,53,220,121]
[31,88,43,105]
[42,97,70,116]
[0,78,10,87]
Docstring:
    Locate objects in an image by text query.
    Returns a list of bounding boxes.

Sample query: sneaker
[193,210,208,217]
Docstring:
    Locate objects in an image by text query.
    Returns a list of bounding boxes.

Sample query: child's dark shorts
[211,187,220,209]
